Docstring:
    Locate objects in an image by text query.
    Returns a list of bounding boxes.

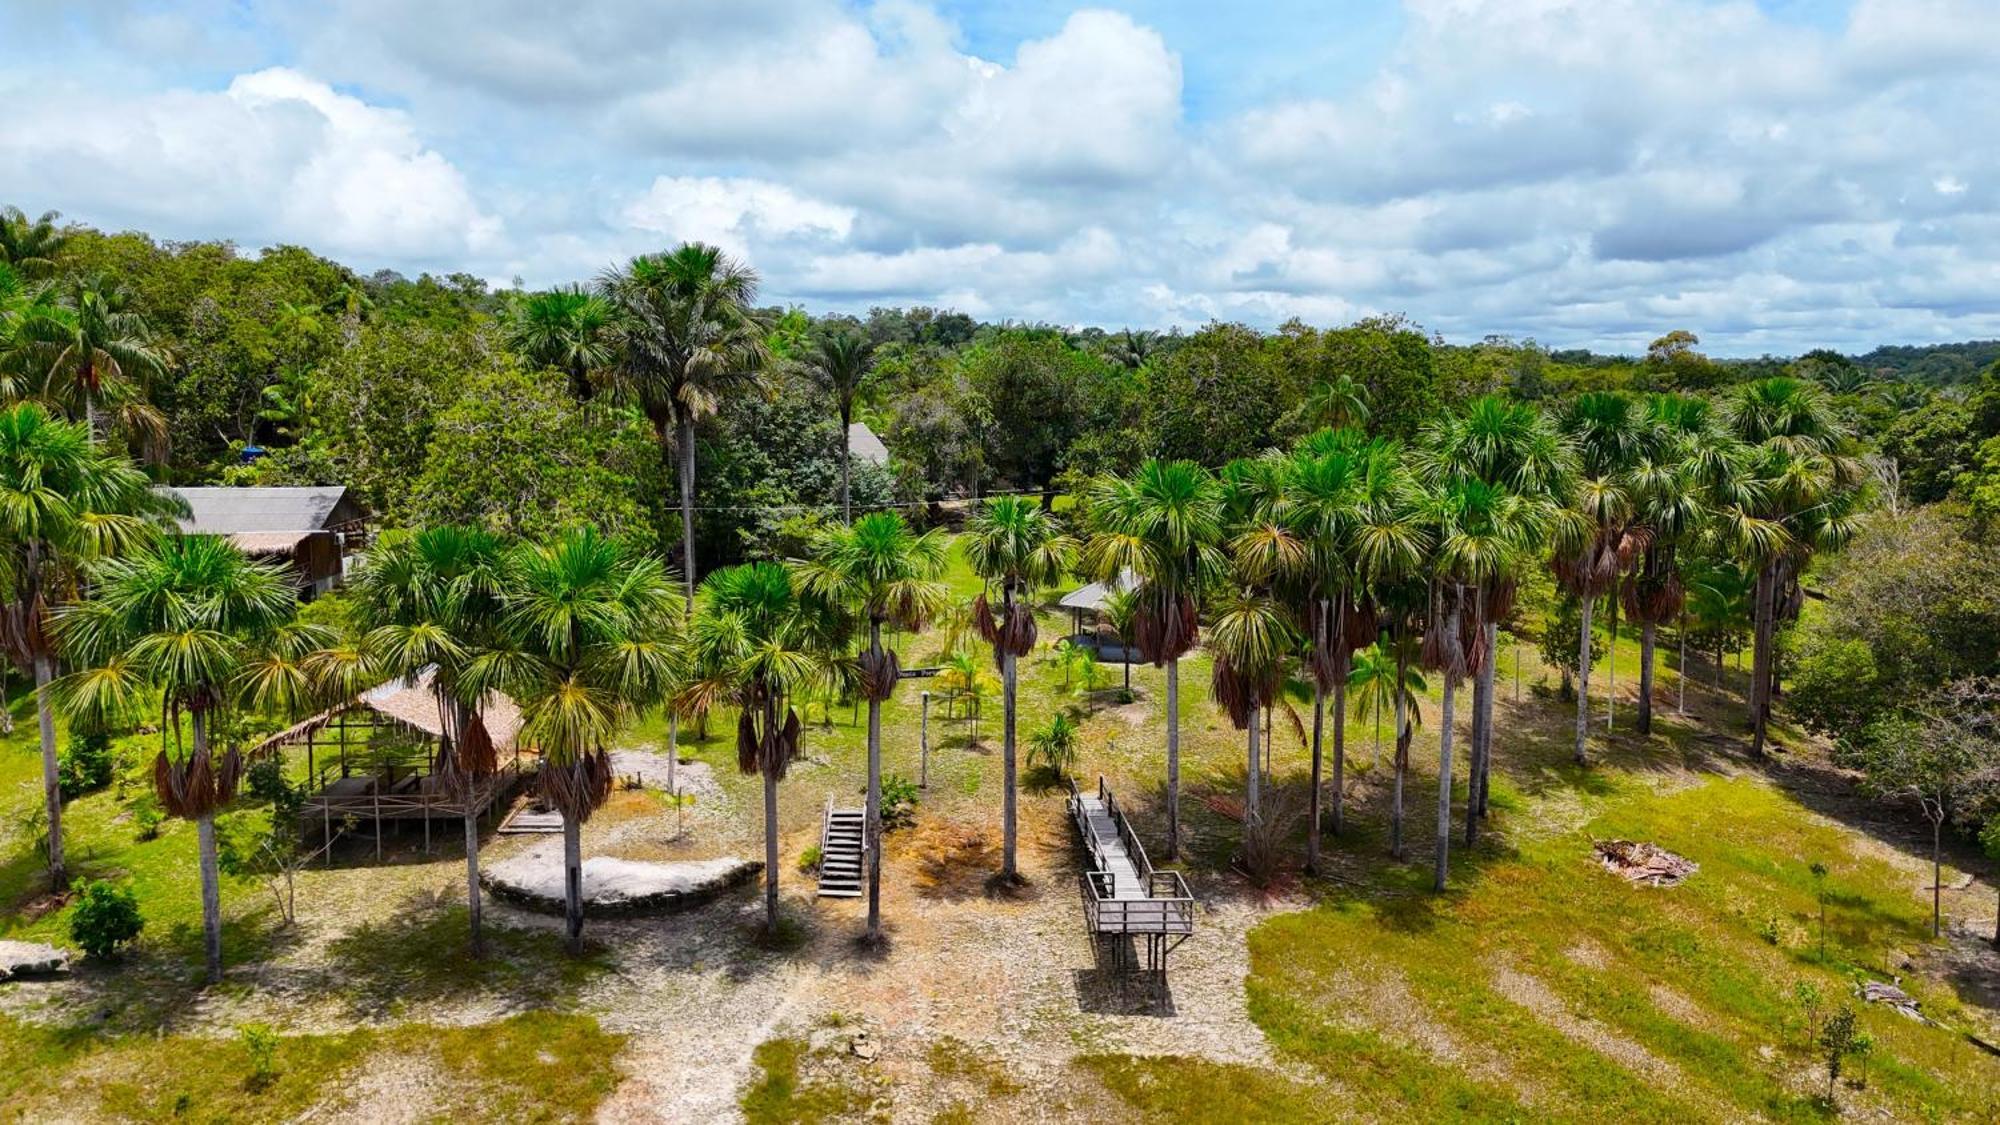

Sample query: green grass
[0,1010,624,1122]
[740,1036,882,1124]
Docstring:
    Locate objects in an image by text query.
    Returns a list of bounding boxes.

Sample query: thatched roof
[165,486,362,534]
[249,665,524,757]
[847,422,890,467]
[1059,569,1137,613]
[361,667,524,751]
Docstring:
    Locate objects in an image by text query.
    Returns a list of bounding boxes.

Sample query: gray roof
[847,422,890,467]
[165,486,354,534]
[1060,569,1138,612]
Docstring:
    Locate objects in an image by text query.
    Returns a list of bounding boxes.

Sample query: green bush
[881,773,919,831]
[68,880,144,960]
[797,844,823,874]
[58,732,116,800]
[240,1023,280,1091]
[245,755,290,802]
[132,796,164,841]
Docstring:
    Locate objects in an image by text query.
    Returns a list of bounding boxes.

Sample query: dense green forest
[6,206,1996,566]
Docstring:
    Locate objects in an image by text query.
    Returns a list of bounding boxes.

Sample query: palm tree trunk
[1467,637,1490,847]
[193,710,223,983]
[563,813,585,953]
[1391,654,1409,860]
[1931,818,1942,938]
[34,653,64,891]
[465,812,484,957]
[866,620,884,938]
[1001,589,1020,882]
[1479,620,1499,817]
[1244,701,1261,838]
[1333,675,1348,837]
[839,404,853,524]
[1574,596,1595,767]
[678,414,698,605]
[1435,607,1459,892]
[1750,565,1776,758]
[1307,686,1324,871]
[1638,622,1657,736]
[764,768,781,932]
[1605,594,1617,730]
[1165,657,1181,861]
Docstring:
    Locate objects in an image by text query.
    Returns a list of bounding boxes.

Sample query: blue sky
[2,0,1996,355]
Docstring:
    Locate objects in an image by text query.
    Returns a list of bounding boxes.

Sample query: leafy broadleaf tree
[793,512,947,939]
[966,496,1074,882]
[54,535,321,983]
[0,402,171,891]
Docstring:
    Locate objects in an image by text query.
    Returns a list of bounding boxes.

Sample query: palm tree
[599,244,771,603]
[1552,392,1646,767]
[965,495,1074,882]
[1348,639,1424,771]
[1097,586,1140,696]
[1351,447,1430,860]
[1206,584,1297,855]
[1420,478,1536,889]
[679,562,832,931]
[478,529,677,951]
[803,329,874,523]
[0,206,66,278]
[53,535,316,983]
[1623,394,1730,737]
[1416,396,1568,842]
[1721,378,1868,757]
[356,526,510,956]
[793,512,946,939]
[508,285,615,402]
[1082,460,1227,860]
[1305,374,1370,431]
[0,402,168,890]
[1105,329,1159,371]
[16,274,170,457]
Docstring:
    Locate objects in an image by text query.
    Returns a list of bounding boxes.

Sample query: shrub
[68,880,144,960]
[240,1023,280,1091]
[245,755,290,802]
[1028,713,1080,779]
[58,732,115,799]
[881,773,919,831]
[132,796,164,841]
[797,844,823,874]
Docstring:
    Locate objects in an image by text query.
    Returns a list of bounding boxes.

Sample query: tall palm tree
[357,526,511,956]
[1082,460,1227,860]
[477,529,677,952]
[1105,329,1159,371]
[1217,454,1309,845]
[965,496,1074,882]
[53,535,316,983]
[1351,447,1430,860]
[1348,639,1424,771]
[793,512,947,939]
[599,244,771,603]
[1304,375,1370,432]
[1415,396,1568,841]
[1420,478,1536,889]
[508,285,615,402]
[0,402,168,890]
[0,206,67,278]
[679,562,832,932]
[1552,392,1646,767]
[1207,584,1297,855]
[16,274,170,457]
[1721,378,1867,757]
[803,329,874,523]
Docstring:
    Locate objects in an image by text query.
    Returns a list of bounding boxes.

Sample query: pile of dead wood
[1594,839,1699,887]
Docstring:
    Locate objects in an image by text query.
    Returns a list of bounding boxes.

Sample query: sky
[1,0,1996,355]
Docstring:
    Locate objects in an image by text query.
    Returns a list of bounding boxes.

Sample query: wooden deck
[1068,776,1194,973]
[302,761,528,861]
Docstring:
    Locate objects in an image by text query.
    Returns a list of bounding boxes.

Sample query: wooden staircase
[817,800,865,898]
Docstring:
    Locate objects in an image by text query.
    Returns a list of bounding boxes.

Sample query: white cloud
[0,67,498,263]
[622,176,854,256]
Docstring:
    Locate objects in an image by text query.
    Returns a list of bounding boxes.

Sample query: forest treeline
[5,207,1997,570]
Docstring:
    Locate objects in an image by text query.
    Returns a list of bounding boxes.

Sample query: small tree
[1858,678,2000,938]
[69,879,143,960]
[1818,1004,1859,1101]
[1028,712,1080,780]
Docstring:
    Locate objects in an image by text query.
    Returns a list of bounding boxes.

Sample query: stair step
[818,888,862,898]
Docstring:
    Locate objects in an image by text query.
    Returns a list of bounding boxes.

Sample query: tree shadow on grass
[319,899,612,1018]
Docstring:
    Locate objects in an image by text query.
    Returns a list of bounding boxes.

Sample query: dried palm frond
[152,745,243,819]
[857,647,901,702]
[540,749,613,823]
[1134,591,1199,665]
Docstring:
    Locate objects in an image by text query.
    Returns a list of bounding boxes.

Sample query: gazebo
[251,667,529,860]
[1058,569,1139,663]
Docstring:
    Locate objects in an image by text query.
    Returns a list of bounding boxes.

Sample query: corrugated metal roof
[164,486,351,534]
[1059,569,1138,612]
[847,422,891,466]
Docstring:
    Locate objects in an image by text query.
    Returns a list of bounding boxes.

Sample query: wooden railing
[1071,774,1196,936]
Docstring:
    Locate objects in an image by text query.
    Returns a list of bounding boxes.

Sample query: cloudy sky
[2,0,1996,354]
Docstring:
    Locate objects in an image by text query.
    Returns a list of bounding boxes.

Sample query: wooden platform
[1068,776,1194,974]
